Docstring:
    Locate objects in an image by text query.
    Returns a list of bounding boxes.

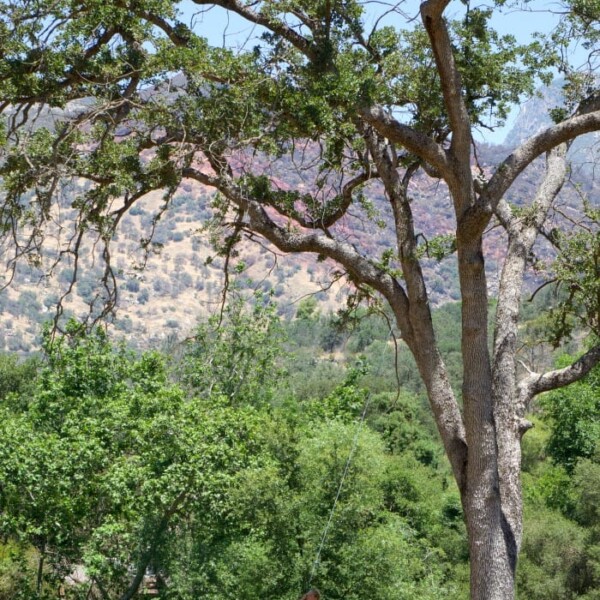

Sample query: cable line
[308,393,372,587]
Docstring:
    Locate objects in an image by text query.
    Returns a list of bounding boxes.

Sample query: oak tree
[1,1,600,598]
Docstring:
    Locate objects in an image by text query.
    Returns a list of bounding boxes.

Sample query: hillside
[1,82,598,353]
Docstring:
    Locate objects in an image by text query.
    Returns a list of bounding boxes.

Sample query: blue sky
[177,0,585,144]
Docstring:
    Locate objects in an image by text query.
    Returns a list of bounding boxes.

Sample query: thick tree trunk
[462,408,521,600]
[457,221,520,599]
[465,477,518,600]
[464,145,571,600]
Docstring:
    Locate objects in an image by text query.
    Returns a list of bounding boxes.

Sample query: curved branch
[136,10,192,46]
[481,110,600,216]
[359,105,451,177]
[247,199,411,316]
[420,0,471,158]
[315,171,375,228]
[459,109,600,238]
[191,0,316,60]
[182,166,221,188]
[257,170,376,231]
[519,344,600,405]
[184,166,409,318]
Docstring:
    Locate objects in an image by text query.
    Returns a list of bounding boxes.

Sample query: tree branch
[359,105,451,177]
[477,110,600,231]
[182,166,221,189]
[364,126,468,489]
[184,152,412,327]
[118,490,188,600]
[521,344,600,400]
[420,0,471,158]
[136,10,192,46]
[252,170,376,231]
[491,144,569,532]
[248,200,410,315]
[191,0,316,60]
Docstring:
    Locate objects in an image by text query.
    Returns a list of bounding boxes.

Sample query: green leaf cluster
[546,205,600,346]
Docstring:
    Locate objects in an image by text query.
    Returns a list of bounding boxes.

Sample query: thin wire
[308,394,372,586]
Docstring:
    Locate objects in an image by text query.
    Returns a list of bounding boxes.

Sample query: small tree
[0,321,271,599]
[1,1,600,598]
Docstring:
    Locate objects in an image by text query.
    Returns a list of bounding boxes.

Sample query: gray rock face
[503,81,565,148]
[504,79,600,182]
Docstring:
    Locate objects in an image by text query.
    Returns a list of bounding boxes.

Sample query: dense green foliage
[518,357,600,600]
[0,321,272,599]
[0,298,598,598]
[0,301,469,599]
